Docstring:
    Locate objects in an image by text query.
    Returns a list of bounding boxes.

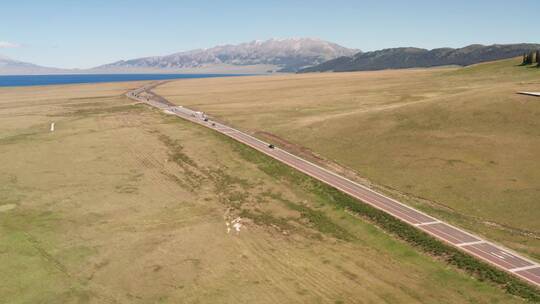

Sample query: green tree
[522,52,531,65]
[530,51,537,64]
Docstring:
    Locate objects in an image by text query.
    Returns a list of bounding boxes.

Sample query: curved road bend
[127,83,540,288]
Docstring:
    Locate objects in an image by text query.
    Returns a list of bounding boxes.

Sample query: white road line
[457,240,485,247]
[414,221,440,226]
[501,251,518,257]
[510,265,539,272]
[492,253,507,260]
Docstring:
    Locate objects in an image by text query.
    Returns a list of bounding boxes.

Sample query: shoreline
[0,73,253,88]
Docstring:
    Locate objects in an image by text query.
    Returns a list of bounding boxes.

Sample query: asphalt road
[127,83,540,288]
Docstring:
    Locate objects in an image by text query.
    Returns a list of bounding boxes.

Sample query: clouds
[0,41,21,48]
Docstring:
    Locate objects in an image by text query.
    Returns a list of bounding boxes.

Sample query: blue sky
[1,0,539,68]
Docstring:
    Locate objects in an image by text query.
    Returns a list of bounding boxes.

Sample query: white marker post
[50,122,55,132]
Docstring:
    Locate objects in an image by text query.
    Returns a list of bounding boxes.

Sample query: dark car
[268,144,275,149]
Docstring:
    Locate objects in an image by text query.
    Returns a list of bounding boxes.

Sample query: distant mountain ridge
[299,43,540,73]
[0,56,70,75]
[96,38,358,73]
[2,41,539,75]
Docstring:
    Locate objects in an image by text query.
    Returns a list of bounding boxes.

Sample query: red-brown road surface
[127,84,540,288]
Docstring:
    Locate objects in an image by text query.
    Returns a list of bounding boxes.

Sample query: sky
[1,0,539,69]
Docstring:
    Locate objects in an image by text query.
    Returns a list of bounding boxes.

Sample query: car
[211,123,216,127]
[204,117,209,122]
[268,144,275,149]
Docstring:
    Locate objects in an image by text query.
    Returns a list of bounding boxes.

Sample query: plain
[0,81,527,303]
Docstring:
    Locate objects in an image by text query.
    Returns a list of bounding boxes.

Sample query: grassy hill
[156,57,540,260]
[0,82,528,303]
[299,44,540,72]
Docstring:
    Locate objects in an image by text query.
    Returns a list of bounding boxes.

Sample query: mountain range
[299,43,540,73]
[1,40,538,75]
[0,56,71,75]
[0,38,356,75]
[95,38,357,73]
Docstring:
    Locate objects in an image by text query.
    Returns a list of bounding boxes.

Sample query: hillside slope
[299,43,540,72]
[0,56,71,75]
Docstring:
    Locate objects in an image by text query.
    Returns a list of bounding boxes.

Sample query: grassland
[0,82,529,303]
[155,58,540,260]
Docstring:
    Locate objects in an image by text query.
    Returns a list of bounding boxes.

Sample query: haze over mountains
[0,56,70,75]
[0,38,356,75]
[0,39,538,75]
[299,43,540,73]
[96,38,357,73]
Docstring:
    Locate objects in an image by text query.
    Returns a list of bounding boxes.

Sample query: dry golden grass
[0,82,525,303]
[155,58,540,259]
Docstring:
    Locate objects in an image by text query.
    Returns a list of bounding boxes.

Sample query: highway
[127,83,540,288]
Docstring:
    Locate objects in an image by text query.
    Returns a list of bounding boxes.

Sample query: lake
[0,73,246,87]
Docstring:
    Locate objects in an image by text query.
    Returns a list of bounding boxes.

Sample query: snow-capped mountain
[96,38,358,72]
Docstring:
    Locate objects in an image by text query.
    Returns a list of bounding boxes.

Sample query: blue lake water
[0,74,246,87]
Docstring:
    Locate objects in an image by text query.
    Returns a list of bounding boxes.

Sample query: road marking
[456,240,485,247]
[491,252,507,260]
[414,221,440,226]
[510,265,539,272]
